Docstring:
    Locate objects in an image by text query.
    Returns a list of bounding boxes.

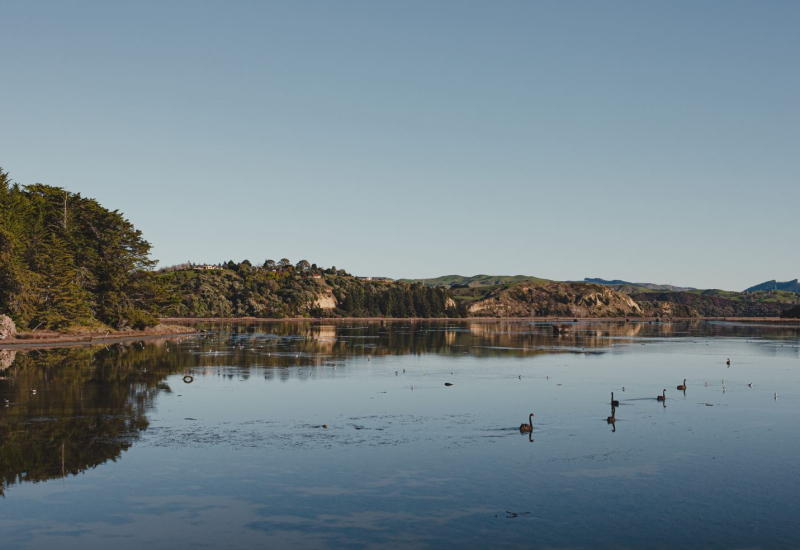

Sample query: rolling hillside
[744,279,800,293]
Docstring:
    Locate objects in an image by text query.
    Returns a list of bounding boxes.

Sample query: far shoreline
[161,316,800,324]
[3,316,797,351]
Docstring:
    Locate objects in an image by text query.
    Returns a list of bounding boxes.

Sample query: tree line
[162,260,463,318]
[0,169,462,331]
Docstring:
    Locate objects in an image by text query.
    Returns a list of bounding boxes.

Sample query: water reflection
[2,320,798,498]
[1,320,800,548]
[0,343,181,496]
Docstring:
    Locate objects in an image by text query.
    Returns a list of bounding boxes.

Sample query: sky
[1,1,798,291]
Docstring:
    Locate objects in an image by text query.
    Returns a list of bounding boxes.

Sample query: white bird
[775,393,778,399]
[748,383,753,388]
[723,386,727,393]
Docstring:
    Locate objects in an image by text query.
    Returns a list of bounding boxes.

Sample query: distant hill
[744,279,800,293]
[583,278,695,292]
[400,274,550,288]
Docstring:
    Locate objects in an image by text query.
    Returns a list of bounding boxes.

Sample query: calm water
[1,320,799,549]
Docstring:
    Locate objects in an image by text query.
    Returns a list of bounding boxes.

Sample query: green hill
[744,279,800,293]
[400,274,550,288]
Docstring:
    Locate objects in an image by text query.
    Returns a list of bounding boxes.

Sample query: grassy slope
[400,274,551,287]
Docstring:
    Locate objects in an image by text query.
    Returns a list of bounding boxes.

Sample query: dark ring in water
[182,375,194,383]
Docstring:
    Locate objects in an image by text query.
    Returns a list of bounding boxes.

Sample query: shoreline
[3,316,797,350]
[161,316,800,324]
[0,325,198,350]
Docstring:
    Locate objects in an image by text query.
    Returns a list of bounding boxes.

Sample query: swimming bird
[726,358,731,366]
[748,382,753,387]
[444,383,453,387]
[611,392,619,407]
[677,379,687,391]
[519,375,522,380]
[775,393,778,399]
[657,389,666,401]
[519,414,534,433]
[723,386,727,393]
[705,382,709,387]
[622,386,625,392]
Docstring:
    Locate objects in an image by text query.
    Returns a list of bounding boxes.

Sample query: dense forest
[0,168,169,331]
[161,262,462,319]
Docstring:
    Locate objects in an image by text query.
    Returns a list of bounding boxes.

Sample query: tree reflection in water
[1,319,798,496]
[0,343,178,497]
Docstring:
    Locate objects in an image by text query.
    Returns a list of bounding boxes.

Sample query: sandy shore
[1,324,199,350]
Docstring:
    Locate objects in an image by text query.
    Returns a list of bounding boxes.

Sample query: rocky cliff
[467,282,643,318]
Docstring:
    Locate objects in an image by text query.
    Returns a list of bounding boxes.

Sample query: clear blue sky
[1,1,797,291]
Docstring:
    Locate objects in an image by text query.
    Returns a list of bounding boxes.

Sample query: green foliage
[0,167,165,330]
[162,265,461,319]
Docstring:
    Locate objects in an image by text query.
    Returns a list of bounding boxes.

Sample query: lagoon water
[1,320,799,549]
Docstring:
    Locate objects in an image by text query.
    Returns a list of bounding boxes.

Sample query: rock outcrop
[467,282,643,318]
[314,290,338,310]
